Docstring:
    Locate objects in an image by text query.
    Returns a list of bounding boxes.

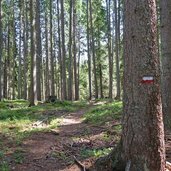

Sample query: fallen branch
[32,117,49,127]
[74,156,88,171]
[33,163,44,168]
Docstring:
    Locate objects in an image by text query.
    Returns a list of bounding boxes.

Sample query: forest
[0,0,170,170]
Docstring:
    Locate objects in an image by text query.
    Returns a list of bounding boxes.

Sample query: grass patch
[84,101,122,125]
[12,149,24,164]
[0,100,88,146]
[0,150,10,171]
[0,161,9,171]
[0,100,89,170]
[80,148,113,159]
[52,100,88,112]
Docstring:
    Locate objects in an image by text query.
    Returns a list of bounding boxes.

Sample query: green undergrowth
[0,150,10,171]
[80,148,113,159]
[84,101,122,125]
[0,100,122,169]
[0,100,88,143]
[80,101,122,160]
[0,99,88,170]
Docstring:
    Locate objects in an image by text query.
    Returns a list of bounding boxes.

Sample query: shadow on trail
[8,107,114,171]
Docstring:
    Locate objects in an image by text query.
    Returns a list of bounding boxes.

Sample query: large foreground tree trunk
[122,0,165,170]
[160,0,171,129]
[90,0,165,171]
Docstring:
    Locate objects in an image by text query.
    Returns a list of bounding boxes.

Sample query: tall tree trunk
[36,0,42,101]
[29,0,37,106]
[12,1,17,100]
[99,64,103,99]
[77,18,82,100]
[60,0,67,100]
[50,0,55,96]
[114,0,121,100]
[89,0,98,99]
[87,0,92,100]
[45,8,50,100]
[57,0,62,100]
[122,0,165,170]
[98,27,103,99]
[106,0,113,99]
[68,0,73,100]
[0,0,2,101]
[77,40,81,100]
[160,0,171,129]
[7,21,10,99]
[23,0,28,100]
[3,39,7,99]
[73,0,78,101]
[18,0,22,99]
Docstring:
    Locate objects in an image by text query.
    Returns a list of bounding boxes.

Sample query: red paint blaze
[141,80,154,84]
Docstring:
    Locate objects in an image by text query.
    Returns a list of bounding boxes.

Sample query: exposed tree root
[88,142,125,171]
[74,156,88,171]
[87,142,170,171]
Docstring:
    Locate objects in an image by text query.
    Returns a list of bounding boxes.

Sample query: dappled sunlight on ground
[1,100,171,170]
[0,100,120,171]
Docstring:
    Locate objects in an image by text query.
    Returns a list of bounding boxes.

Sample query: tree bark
[106,0,113,99]
[3,39,7,99]
[49,0,55,96]
[114,0,121,100]
[122,0,165,170]
[90,0,166,170]
[60,0,67,100]
[35,0,42,101]
[23,0,28,100]
[68,0,73,101]
[12,1,17,100]
[0,0,2,101]
[18,0,23,99]
[29,0,37,106]
[45,8,50,100]
[98,26,103,99]
[89,0,98,99]
[57,0,62,100]
[73,0,79,101]
[160,0,171,130]
[86,0,92,100]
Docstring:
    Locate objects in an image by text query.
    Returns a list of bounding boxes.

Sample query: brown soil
[7,106,116,171]
[2,106,171,171]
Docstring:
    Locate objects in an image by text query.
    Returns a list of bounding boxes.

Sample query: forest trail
[10,103,112,171]
[2,102,171,171]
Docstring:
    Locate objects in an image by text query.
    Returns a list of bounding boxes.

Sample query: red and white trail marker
[141,76,154,84]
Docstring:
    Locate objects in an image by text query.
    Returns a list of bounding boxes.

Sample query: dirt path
[10,106,111,171]
[7,105,171,171]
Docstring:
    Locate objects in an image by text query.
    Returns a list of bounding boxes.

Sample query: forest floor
[0,100,122,171]
[1,100,171,171]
